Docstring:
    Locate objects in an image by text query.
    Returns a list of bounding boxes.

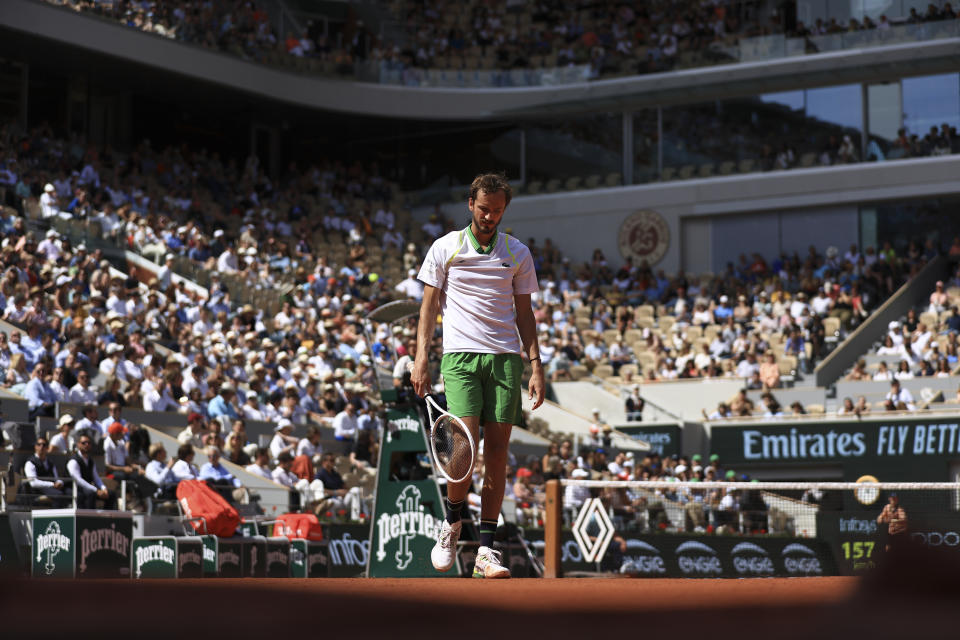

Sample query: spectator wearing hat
[49,414,76,454]
[40,183,59,218]
[270,418,298,462]
[104,421,150,509]
[395,269,424,301]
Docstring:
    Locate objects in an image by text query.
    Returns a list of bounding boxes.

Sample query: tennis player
[411,172,545,578]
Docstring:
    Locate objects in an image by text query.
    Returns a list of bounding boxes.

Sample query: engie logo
[387,416,420,443]
[782,543,823,575]
[135,543,175,578]
[36,521,71,575]
[375,485,439,570]
[731,542,774,576]
[675,540,722,576]
[620,540,667,575]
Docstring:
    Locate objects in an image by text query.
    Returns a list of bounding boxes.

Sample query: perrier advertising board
[366,405,459,577]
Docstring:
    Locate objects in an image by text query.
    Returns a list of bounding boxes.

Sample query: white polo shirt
[418,227,538,354]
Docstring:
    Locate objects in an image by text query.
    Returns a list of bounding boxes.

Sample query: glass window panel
[902,73,960,138]
[867,82,902,160]
[525,112,621,186]
[633,109,658,184]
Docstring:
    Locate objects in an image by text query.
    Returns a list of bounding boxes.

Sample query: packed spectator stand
[0,110,939,536]
[37,0,960,196]
[835,270,960,414]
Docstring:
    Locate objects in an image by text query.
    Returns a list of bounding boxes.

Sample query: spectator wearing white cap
[40,183,59,218]
[394,269,424,300]
[270,418,298,462]
[50,414,76,454]
[157,254,174,290]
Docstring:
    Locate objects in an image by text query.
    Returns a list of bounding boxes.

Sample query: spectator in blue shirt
[25,362,57,419]
[208,383,240,420]
[199,446,242,489]
[714,295,734,321]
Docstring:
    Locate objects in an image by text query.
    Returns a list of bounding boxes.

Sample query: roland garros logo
[618,209,670,266]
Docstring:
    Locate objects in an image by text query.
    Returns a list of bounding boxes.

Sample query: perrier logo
[375,485,439,570]
[36,521,71,575]
[135,542,175,578]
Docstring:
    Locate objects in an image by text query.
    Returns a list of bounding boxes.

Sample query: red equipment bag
[176,479,241,537]
[273,513,324,541]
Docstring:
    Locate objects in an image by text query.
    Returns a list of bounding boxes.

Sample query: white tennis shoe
[473,546,510,579]
[431,520,461,572]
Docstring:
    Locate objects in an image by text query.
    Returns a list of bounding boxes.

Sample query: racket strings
[432,416,474,482]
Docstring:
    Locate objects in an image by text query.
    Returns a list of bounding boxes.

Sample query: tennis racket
[424,394,476,484]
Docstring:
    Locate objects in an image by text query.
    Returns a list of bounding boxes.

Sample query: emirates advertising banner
[367,407,458,578]
[710,418,960,481]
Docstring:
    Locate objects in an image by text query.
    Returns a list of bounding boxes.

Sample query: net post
[544,479,562,578]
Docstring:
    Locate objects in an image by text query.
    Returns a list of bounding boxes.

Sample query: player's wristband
[529,357,541,363]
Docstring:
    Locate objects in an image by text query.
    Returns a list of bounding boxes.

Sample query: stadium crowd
[0,109,940,519]
[44,0,960,84]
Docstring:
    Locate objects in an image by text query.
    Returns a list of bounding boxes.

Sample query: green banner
[265,538,290,578]
[32,512,75,578]
[201,535,218,577]
[132,537,177,579]
[177,538,204,578]
[710,417,960,480]
[618,425,681,457]
[367,406,458,577]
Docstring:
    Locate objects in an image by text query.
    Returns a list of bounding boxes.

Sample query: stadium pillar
[543,479,562,578]
[621,110,633,185]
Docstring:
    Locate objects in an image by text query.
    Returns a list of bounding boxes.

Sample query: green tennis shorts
[441,352,523,425]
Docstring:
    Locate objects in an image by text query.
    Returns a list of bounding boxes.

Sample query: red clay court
[3,572,956,639]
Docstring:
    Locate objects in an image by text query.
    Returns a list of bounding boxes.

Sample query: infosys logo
[782,543,823,575]
[731,542,774,576]
[675,540,722,576]
[620,540,666,575]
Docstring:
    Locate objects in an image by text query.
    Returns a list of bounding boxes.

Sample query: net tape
[559,480,960,490]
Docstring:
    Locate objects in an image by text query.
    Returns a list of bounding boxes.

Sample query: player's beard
[471,212,499,236]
